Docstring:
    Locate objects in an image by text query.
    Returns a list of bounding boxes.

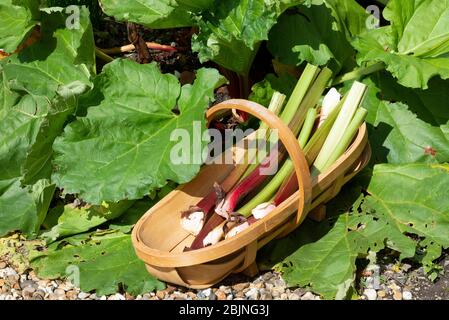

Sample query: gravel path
[1,234,448,300]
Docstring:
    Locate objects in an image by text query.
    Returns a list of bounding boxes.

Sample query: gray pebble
[363,288,377,300]
[301,292,316,300]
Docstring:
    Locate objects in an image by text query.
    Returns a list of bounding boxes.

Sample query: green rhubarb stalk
[298,108,317,149]
[279,64,320,125]
[321,108,368,172]
[312,81,367,175]
[302,97,344,164]
[332,62,384,85]
[259,92,286,131]
[289,67,333,136]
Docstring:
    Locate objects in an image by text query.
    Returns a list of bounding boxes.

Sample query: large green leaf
[362,77,449,164]
[319,0,369,40]
[268,4,356,74]
[363,163,449,266]
[31,230,165,295]
[99,0,195,29]
[0,179,55,237]
[192,0,280,75]
[53,60,226,204]
[40,200,135,243]
[2,7,95,97]
[0,0,40,53]
[370,73,449,127]
[353,0,449,89]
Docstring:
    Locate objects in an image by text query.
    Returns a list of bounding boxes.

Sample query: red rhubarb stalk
[215,143,284,219]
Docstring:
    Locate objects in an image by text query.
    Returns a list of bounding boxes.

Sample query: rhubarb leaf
[249,73,296,107]
[99,0,195,29]
[0,0,40,53]
[319,0,369,40]
[353,0,449,89]
[362,77,449,164]
[369,73,449,126]
[108,199,157,233]
[1,6,95,96]
[40,200,135,243]
[268,4,356,73]
[31,230,165,295]
[53,60,226,204]
[0,179,55,237]
[363,163,449,266]
[191,0,280,74]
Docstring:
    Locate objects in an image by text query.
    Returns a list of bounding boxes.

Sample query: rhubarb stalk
[312,81,367,175]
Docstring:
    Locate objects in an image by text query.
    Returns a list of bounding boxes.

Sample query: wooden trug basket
[132,99,371,288]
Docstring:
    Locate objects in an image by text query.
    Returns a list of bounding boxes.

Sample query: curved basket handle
[206,99,312,225]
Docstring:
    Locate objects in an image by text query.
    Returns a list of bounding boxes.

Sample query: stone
[377,290,386,298]
[271,286,285,297]
[125,293,134,300]
[208,292,217,300]
[22,286,36,300]
[393,290,402,300]
[232,283,249,291]
[260,293,273,300]
[54,288,66,298]
[37,280,49,287]
[274,279,286,288]
[280,293,288,300]
[0,262,7,269]
[402,291,412,300]
[363,289,377,301]
[245,288,259,300]
[215,290,226,300]
[262,273,273,281]
[156,291,165,299]
[20,280,36,290]
[293,288,306,297]
[48,293,60,300]
[66,290,78,300]
[254,282,264,289]
[288,293,301,300]
[186,292,196,300]
[78,292,90,299]
[33,290,46,299]
[301,292,315,300]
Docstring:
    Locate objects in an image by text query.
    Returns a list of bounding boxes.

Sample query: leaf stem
[95,47,114,63]
[332,62,384,85]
